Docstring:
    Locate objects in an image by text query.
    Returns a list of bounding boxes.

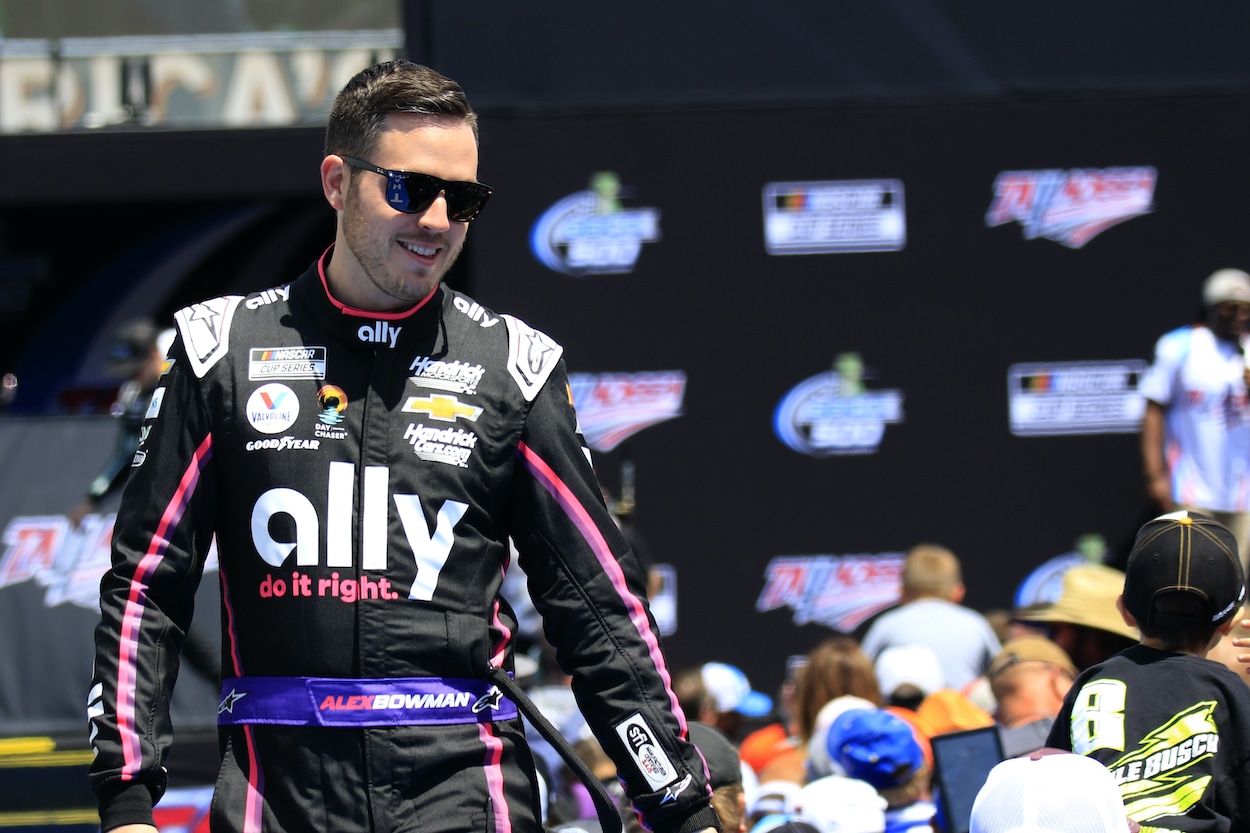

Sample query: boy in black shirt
[1048,510,1250,832]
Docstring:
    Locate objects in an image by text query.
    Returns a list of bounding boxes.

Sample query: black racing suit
[88,252,718,833]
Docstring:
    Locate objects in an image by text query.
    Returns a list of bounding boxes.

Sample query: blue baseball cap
[827,708,925,790]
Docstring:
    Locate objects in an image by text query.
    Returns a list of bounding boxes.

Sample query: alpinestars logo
[985,167,1157,248]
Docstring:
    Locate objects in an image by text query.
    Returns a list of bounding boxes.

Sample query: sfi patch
[503,314,563,402]
[614,712,679,791]
[175,296,244,379]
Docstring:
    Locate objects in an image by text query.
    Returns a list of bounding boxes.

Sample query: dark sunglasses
[341,156,492,222]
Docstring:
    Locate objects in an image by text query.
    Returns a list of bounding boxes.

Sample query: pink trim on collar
[316,245,438,320]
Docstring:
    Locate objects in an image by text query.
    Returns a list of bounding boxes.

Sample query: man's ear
[950,582,967,604]
[321,155,348,210]
[1116,595,1138,628]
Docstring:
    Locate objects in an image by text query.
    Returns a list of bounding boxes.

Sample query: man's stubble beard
[341,197,463,308]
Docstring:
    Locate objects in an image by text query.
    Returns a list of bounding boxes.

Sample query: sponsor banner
[1008,360,1147,436]
[0,31,399,133]
[985,167,1157,248]
[530,172,661,276]
[774,354,904,457]
[763,179,906,255]
[568,371,686,452]
[757,552,906,632]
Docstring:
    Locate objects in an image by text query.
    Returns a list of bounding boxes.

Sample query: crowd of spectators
[517,527,1250,833]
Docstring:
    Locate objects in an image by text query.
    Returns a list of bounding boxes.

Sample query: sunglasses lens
[386,171,441,215]
[443,183,492,222]
[388,172,490,222]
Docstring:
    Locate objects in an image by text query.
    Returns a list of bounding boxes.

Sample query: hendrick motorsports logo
[985,166,1157,248]
[763,179,906,255]
[1008,360,1147,436]
[774,354,904,456]
[568,371,686,452]
[757,552,905,632]
[530,172,661,276]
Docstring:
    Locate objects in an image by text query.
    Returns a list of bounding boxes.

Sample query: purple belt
[217,676,518,727]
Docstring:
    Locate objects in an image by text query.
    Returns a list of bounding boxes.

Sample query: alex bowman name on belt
[217,676,518,727]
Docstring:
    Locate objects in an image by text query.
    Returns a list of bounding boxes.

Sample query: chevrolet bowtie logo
[402,394,484,423]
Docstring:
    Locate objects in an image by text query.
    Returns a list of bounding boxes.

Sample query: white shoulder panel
[174,296,244,379]
[503,314,564,402]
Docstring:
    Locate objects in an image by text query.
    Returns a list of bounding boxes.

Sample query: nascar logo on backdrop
[530,172,661,276]
[1008,360,1148,437]
[762,179,906,255]
[985,166,1157,248]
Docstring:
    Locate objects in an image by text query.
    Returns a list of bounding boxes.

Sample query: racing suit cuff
[663,804,722,833]
[98,781,157,832]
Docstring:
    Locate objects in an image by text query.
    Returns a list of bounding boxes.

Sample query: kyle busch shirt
[1048,645,1250,832]
[88,252,716,833]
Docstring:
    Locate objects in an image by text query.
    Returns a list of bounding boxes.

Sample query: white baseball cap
[795,775,887,833]
[1202,268,1250,307]
[971,751,1139,833]
[702,662,773,717]
[874,644,945,699]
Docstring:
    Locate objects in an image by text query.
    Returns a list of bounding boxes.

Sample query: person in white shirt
[1139,267,1250,573]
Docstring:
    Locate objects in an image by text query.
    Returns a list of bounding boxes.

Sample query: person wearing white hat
[971,750,1138,833]
[1139,267,1250,573]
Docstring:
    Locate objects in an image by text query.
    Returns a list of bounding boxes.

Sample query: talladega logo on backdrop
[985,166,1157,249]
[757,552,906,632]
[568,371,686,452]
[0,513,218,611]
[531,172,661,276]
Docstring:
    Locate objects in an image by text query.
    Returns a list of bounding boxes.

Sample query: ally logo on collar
[358,320,402,348]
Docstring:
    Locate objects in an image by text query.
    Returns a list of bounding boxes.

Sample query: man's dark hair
[1137,592,1226,652]
[324,60,478,158]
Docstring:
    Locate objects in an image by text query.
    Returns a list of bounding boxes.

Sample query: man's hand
[105,825,158,833]
[1232,620,1250,675]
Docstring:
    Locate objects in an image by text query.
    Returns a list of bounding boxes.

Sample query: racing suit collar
[297,245,444,351]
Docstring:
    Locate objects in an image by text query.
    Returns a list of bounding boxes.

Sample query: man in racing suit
[87,60,719,833]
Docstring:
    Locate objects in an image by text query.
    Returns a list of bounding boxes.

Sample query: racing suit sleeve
[87,336,219,832]
[510,362,720,833]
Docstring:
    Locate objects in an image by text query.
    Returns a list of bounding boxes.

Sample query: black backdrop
[465,92,1250,689]
[4,90,1250,725]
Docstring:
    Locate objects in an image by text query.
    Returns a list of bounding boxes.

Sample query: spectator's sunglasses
[341,156,493,222]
